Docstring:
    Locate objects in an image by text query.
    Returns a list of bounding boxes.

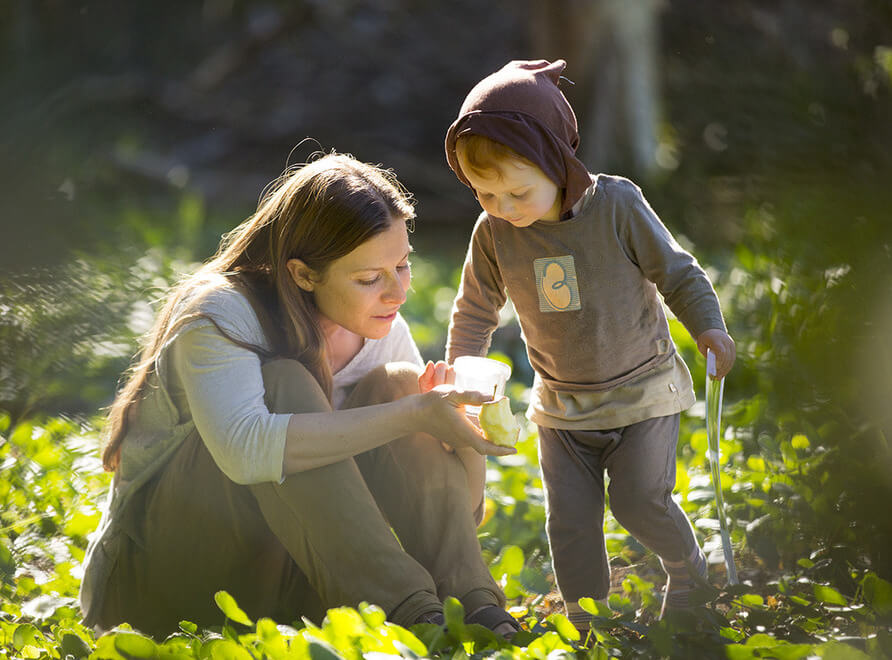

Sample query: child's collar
[560,179,596,220]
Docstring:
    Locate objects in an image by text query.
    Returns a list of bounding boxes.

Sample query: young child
[443,60,736,628]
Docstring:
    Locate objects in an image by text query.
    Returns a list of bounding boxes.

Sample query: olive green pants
[98,359,503,638]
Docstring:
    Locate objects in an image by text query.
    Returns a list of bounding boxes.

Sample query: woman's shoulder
[175,274,266,345]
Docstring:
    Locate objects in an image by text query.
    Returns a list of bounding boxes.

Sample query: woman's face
[290,218,412,340]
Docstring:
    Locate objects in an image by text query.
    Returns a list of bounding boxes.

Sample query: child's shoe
[659,547,708,619]
[565,599,606,645]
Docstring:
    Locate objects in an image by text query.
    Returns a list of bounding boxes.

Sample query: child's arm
[446,217,508,363]
[621,184,735,375]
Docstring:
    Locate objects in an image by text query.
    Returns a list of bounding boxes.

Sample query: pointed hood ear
[444,59,592,217]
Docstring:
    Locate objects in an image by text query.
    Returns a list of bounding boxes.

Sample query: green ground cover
[3,2,891,656]
[2,217,890,657]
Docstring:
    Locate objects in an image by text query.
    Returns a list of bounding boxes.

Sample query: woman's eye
[397,262,411,272]
[511,192,528,200]
[358,275,381,286]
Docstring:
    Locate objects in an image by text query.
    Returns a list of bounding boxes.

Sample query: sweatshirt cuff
[681,311,727,341]
[445,344,490,364]
[267,413,291,484]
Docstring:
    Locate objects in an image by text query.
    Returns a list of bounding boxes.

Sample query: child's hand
[696,329,736,379]
[418,360,454,394]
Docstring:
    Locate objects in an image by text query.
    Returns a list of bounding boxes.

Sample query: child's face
[456,148,562,227]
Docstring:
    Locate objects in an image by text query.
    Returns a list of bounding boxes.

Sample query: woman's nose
[382,272,408,304]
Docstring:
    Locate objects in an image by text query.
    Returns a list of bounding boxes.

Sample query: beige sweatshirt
[447,174,726,430]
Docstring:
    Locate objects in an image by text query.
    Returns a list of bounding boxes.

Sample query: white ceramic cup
[452,356,512,416]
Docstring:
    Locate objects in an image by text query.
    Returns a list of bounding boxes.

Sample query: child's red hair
[456,134,535,179]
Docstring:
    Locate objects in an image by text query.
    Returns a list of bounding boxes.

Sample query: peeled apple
[478,396,521,447]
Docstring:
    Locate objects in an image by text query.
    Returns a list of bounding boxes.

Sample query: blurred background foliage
[1,0,892,653]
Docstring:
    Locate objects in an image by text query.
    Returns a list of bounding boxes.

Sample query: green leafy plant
[2,205,892,657]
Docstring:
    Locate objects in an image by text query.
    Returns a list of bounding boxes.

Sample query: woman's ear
[286,258,316,292]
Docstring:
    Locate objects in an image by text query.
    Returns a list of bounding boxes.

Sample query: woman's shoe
[465,605,521,639]
[414,610,446,626]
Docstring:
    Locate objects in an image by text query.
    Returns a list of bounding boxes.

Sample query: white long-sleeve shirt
[167,287,422,484]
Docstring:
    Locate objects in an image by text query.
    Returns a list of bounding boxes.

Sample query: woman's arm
[170,323,291,485]
[418,360,486,523]
[282,385,513,475]
[172,322,514,483]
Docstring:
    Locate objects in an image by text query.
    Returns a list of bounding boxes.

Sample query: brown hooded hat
[444,59,592,217]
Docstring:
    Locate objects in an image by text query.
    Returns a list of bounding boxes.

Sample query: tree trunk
[530,0,663,178]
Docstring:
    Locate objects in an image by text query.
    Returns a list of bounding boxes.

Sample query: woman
[79,152,520,639]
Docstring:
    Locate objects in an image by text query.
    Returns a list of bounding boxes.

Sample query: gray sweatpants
[537,414,699,603]
[98,359,503,638]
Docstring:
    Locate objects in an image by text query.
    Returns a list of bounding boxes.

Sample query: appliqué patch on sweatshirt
[534,256,581,312]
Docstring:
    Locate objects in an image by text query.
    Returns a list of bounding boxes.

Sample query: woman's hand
[418,360,454,393]
[417,385,516,456]
[696,328,736,379]
[419,361,459,453]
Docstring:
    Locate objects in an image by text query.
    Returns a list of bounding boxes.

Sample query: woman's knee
[378,361,423,397]
[262,359,331,414]
[346,361,422,407]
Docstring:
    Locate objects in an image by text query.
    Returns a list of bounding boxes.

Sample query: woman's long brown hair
[102,152,415,471]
